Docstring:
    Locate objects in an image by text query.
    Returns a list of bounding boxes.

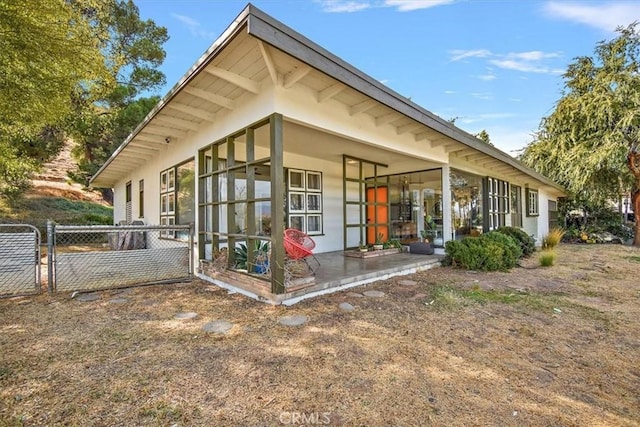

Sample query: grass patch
[0,195,112,238]
[429,285,551,310]
[624,255,640,263]
[539,250,557,267]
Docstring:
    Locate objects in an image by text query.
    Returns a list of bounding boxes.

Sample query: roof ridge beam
[184,87,235,110]
[257,40,279,86]
[204,66,260,93]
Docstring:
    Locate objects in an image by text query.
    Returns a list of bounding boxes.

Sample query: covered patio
[199,249,442,305]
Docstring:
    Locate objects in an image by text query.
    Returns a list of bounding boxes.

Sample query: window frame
[526,188,539,217]
[160,159,195,239]
[286,168,323,235]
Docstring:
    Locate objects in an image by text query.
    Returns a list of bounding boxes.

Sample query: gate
[50,223,193,292]
[0,224,41,297]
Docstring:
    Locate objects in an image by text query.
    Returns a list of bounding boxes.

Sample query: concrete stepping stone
[174,312,198,320]
[398,280,417,286]
[75,293,99,302]
[363,290,385,298]
[109,297,129,304]
[203,320,233,334]
[346,292,364,298]
[279,314,308,326]
[339,302,355,312]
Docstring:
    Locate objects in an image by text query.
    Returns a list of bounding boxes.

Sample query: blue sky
[136,0,640,155]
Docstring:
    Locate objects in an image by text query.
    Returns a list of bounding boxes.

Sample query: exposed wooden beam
[444,144,466,153]
[396,122,422,135]
[465,153,487,162]
[431,139,450,148]
[184,87,235,110]
[204,66,260,93]
[317,83,344,103]
[123,146,161,156]
[283,65,311,89]
[164,103,215,122]
[115,153,148,163]
[155,116,200,132]
[257,40,278,86]
[144,125,188,139]
[350,99,377,116]
[375,112,401,127]
[135,135,168,145]
[414,131,432,141]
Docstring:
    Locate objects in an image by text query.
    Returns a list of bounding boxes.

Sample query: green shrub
[444,232,521,271]
[539,250,556,267]
[496,226,536,257]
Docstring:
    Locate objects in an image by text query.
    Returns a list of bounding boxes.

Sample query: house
[90,4,565,302]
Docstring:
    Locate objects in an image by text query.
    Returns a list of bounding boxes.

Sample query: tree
[521,23,640,245]
[475,129,493,146]
[0,0,108,197]
[68,0,168,184]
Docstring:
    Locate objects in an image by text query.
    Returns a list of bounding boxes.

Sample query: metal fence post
[189,222,194,277]
[47,220,54,293]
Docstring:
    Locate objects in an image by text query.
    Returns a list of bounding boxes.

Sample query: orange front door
[366,186,389,244]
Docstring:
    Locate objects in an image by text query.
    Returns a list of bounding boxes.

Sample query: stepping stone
[339,302,355,312]
[363,290,385,298]
[398,280,417,286]
[411,293,428,300]
[75,293,99,302]
[279,314,308,326]
[174,312,198,320]
[346,292,364,298]
[141,299,157,307]
[203,320,233,334]
[109,297,129,304]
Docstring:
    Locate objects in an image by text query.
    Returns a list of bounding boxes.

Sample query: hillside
[0,141,113,232]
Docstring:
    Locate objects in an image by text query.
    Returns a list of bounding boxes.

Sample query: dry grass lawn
[1,244,639,426]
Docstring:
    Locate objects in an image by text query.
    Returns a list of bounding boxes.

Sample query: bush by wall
[495,226,536,257]
[444,231,522,271]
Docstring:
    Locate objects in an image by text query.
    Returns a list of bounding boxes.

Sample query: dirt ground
[1,244,639,426]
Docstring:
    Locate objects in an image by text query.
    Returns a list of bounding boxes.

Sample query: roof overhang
[91,3,565,196]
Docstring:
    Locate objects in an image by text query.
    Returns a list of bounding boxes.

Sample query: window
[138,179,144,218]
[125,181,132,223]
[286,169,323,235]
[548,200,559,229]
[160,159,195,239]
[526,188,539,217]
[487,177,509,231]
[511,185,522,228]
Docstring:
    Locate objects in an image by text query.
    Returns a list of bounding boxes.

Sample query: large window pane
[451,169,483,239]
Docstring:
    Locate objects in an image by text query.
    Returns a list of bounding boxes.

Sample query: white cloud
[478,73,496,81]
[544,1,640,32]
[489,59,551,74]
[384,0,455,12]
[172,14,216,39]
[444,90,457,94]
[450,49,492,62]
[318,0,371,13]
[470,92,493,100]
[316,0,455,13]
[508,51,560,61]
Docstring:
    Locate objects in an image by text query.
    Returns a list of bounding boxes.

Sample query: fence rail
[0,224,41,297]
[49,222,193,293]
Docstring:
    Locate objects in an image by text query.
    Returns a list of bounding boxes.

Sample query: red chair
[284,229,320,274]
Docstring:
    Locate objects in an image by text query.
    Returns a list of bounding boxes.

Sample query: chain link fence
[0,224,41,297]
[50,223,193,292]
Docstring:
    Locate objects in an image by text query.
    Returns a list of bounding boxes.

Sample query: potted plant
[420,229,435,243]
[358,242,368,253]
[373,233,385,250]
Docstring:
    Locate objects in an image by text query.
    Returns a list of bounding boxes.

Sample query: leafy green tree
[68,0,168,184]
[0,0,108,197]
[521,23,640,245]
[475,129,493,146]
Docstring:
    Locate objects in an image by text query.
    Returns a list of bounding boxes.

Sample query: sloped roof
[91,3,564,194]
